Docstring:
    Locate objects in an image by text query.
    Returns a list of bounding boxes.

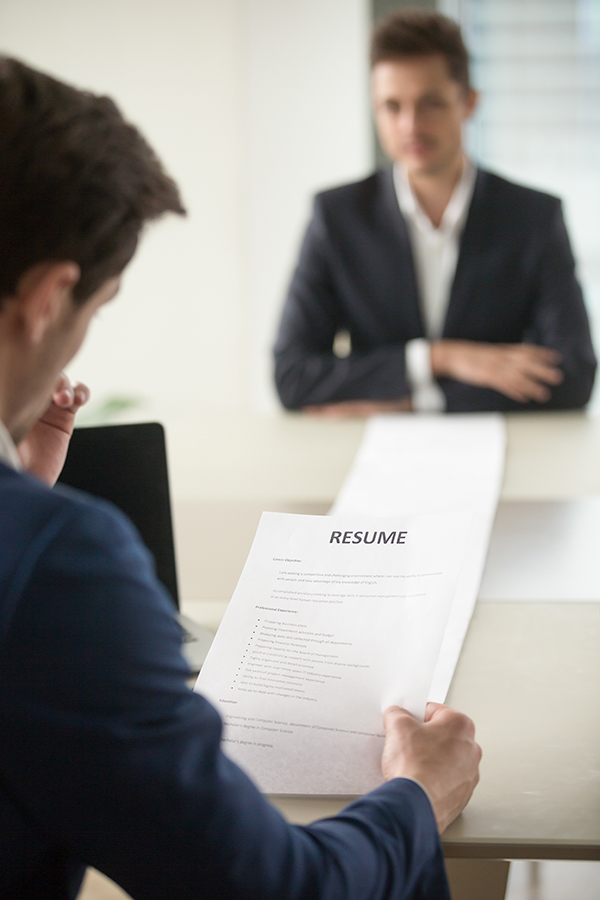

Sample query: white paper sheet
[196,510,471,795]
[480,499,600,601]
[331,414,506,702]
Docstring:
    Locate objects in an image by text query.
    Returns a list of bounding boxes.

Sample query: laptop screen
[57,422,179,608]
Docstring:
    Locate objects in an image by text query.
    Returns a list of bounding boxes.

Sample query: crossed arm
[307,341,564,418]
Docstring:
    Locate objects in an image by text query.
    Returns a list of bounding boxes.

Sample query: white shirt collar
[394,157,476,237]
[0,418,22,470]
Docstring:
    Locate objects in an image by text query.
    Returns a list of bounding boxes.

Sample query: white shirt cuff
[405,339,446,412]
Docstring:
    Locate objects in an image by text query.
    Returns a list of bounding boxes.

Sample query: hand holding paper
[382,703,481,833]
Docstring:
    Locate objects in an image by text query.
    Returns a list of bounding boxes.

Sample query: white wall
[0,0,371,422]
[238,0,371,411]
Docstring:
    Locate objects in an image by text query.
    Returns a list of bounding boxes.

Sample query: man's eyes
[420,97,446,110]
[381,97,447,114]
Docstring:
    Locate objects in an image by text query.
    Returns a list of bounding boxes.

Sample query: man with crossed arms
[274,11,596,415]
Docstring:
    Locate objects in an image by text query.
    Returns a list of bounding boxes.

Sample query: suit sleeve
[442,200,596,412]
[0,499,449,900]
[274,196,412,409]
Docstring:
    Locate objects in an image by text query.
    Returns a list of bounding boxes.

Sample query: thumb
[383,705,420,732]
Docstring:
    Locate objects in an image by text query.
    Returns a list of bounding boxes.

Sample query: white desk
[170,411,600,899]
[167,410,600,505]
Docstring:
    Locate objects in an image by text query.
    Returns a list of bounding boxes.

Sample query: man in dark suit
[0,57,481,899]
[274,12,596,415]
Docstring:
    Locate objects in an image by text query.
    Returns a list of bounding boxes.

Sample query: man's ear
[16,262,81,344]
[462,88,478,121]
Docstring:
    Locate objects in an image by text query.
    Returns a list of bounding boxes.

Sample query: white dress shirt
[394,159,477,412]
[0,418,21,470]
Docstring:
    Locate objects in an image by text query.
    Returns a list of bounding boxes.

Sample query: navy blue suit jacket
[274,168,596,411]
[0,461,449,900]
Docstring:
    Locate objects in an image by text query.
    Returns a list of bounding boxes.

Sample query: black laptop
[58,422,213,672]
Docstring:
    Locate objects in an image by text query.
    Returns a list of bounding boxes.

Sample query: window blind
[441,0,600,404]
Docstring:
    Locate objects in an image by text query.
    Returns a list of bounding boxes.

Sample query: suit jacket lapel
[376,168,425,337]
[443,168,489,337]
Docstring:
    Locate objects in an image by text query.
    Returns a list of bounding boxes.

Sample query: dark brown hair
[370,11,471,93]
[0,57,186,304]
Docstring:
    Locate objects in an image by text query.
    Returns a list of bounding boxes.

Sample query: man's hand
[430,340,563,403]
[17,374,90,486]
[381,703,481,834]
[304,397,412,418]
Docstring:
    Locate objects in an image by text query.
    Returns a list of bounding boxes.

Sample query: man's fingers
[305,398,412,418]
[503,371,556,403]
[508,346,564,393]
[491,346,564,402]
[385,703,476,742]
[424,702,446,721]
[383,705,417,729]
[53,373,70,392]
[72,383,90,409]
[424,703,476,739]
[516,357,564,386]
[502,378,550,404]
[52,373,74,407]
[52,376,90,410]
[519,344,562,364]
[304,404,334,416]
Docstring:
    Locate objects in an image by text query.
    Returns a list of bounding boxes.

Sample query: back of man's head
[0,57,185,306]
[370,10,471,94]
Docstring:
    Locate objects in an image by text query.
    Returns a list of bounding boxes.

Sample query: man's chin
[402,154,441,177]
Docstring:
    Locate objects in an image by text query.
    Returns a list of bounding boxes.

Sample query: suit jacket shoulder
[315,170,384,203]
[314,169,394,224]
[471,169,562,236]
[0,462,163,636]
[0,458,136,537]
[475,168,560,206]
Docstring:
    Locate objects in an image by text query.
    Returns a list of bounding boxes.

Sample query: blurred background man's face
[372,54,476,179]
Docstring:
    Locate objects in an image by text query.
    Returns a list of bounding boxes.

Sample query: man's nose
[398,105,418,136]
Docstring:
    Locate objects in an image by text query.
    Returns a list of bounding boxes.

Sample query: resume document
[196,510,471,795]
